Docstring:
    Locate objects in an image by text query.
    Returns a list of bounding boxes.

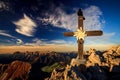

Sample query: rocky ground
[0,46,120,80]
[48,46,120,80]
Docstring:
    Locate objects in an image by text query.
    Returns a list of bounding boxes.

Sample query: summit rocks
[49,46,120,80]
[49,65,87,80]
[86,49,102,67]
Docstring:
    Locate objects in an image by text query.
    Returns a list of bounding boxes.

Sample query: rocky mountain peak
[0,60,31,80]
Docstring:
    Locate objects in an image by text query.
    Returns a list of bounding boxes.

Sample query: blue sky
[0,0,120,51]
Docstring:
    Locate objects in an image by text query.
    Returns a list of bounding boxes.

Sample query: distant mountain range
[0,46,120,80]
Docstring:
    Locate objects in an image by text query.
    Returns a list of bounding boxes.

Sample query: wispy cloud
[50,40,66,44]
[32,38,43,45]
[16,39,23,45]
[39,5,104,31]
[0,30,25,45]
[38,7,77,31]
[24,38,44,46]
[0,30,16,38]
[13,14,37,36]
[83,6,105,30]
[85,32,115,44]
[23,38,74,46]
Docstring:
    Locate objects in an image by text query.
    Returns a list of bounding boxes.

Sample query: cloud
[24,38,44,46]
[85,32,115,44]
[0,30,16,38]
[24,38,74,46]
[38,7,77,31]
[13,14,37,37]
[39,5,104,31]
[50,39,66,44]
[0,30,25,45]
[16,39,23,45]
[0,1,10,11]
[24,38,65,46]
[32,38,43,45]
[50,39,75,45]
[83,6,105,30]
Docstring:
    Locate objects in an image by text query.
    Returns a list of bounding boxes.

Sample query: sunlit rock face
[0,60,31,80]
[102,46,120,72]
[0,64,8,76]
[116,46,120,54]
[49,65,87,80]
[86,49,101,67]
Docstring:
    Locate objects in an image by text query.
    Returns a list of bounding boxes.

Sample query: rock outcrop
[102,46,120,71]
[49,46,120,80]
[0,60,31,80]
[0,64,8,76]
[49,65,87,80]
[86,49,101,67]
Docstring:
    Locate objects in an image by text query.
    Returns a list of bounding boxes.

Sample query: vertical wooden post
[77,9,85,59]
[78,39,84,59]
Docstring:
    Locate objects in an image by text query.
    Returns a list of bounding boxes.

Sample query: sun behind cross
[74,28,87,40]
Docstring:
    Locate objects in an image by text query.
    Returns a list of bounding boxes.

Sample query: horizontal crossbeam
[64,32,74,36]
[86,30,103,36]
[64,30,103,37]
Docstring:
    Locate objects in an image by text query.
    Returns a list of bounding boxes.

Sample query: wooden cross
[64,9,103,59]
